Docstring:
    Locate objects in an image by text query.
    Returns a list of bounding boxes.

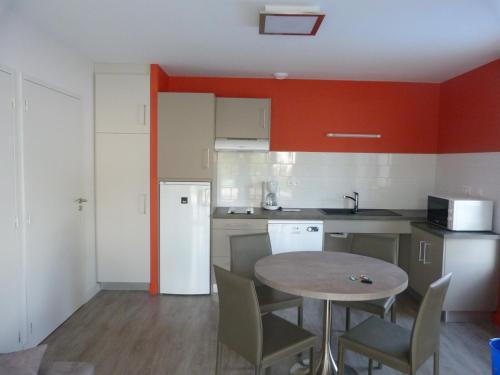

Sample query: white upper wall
[5,0,500,82]
[0,8,97,298]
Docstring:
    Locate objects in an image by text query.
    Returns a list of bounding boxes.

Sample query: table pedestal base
[314,301,358,375]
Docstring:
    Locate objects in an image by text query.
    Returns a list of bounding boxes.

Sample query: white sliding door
[0,68,22,352]
[23,79,86,346]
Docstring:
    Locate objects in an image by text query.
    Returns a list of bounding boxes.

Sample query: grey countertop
[213,207,427,221]
[411,222,500,239]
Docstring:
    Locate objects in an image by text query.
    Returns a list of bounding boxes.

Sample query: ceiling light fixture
[259,5,325,36]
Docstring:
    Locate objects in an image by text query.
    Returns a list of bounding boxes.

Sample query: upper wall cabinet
[216,98,271,139]
[158,93,215,180]
[95,74,150,133]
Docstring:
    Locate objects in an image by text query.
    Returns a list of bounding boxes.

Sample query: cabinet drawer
[212,219,268,230]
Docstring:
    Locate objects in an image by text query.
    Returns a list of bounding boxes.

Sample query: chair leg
[338,343,345,375]
[345,307,351,331]
[309,347,314,374]
[368,358,373,375]
[298,305,303,328]
[255,364,262,375]
[215,340,223,375]
[391,303,397,323]
[434,351,440,375]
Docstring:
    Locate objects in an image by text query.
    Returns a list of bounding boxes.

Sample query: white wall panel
[0,67,22,352]
[436,152,500,232]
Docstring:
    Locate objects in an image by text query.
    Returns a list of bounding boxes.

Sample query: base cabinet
[409,224,499,316]
[212,219,267,286]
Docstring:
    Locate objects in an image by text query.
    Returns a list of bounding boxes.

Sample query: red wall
[439,59,500,153]
[150,64,169,295]
[169,77,440,153]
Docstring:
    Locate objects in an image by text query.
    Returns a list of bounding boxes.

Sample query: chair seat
[339,295,396,316]
[262,314,316,365]
[339,316,411,373]
[256,285,302,313]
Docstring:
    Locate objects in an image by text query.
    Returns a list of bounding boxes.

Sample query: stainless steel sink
[320,208,401,216]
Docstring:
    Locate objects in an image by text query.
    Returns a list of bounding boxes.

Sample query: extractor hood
[214,138,270,151]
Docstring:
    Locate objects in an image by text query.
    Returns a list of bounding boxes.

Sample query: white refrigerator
[160,182,211,295]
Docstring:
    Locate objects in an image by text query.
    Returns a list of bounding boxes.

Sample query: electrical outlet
[287,177,298,186]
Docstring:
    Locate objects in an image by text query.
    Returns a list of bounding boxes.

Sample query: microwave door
[428,196,449,228]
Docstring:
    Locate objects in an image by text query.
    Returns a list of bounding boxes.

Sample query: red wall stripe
[168,77,441,153]
[149,64,169,295]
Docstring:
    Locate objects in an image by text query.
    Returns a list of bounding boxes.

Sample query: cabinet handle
[260,108,266,129]
[423,242,431,264]
[138,104,147,126]
[418,241,424,262]
[204,148,211,169]
[138,194,147,214]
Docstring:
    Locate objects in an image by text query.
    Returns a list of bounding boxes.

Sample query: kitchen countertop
[412,222,500,239]
[213,207,427,221]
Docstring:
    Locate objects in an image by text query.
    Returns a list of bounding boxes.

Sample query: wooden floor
[42,291,499,375]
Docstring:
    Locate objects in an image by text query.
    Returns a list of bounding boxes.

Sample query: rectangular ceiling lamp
[259,5,325,36]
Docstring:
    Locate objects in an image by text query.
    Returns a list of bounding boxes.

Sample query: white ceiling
[3,0,500,82]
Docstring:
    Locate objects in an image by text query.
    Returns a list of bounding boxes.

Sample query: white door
[160,182,210,295]
[23,79,86,346]
[0,68,22,352]
[95,74,150,133]
[96,133,150,283]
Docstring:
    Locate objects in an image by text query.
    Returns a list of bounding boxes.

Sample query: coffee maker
[262,181,280,210]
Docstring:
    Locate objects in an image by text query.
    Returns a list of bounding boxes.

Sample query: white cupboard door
[95,74,150,133]
[0,68,22,352]
[96,133,150,283]
[23,79,86,346]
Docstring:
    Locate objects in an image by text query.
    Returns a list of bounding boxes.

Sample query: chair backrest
[410,273,452,368]
[230,233,272,285]
[350,234,399,265]
[213,265,263,365]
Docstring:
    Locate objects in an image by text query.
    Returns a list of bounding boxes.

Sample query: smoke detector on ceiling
[259,5,325,36]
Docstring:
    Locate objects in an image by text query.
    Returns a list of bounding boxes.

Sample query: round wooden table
[255,251,408,375]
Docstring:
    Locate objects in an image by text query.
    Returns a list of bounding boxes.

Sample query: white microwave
[427,195,494,231]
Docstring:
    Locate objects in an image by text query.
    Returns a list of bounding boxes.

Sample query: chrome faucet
[343,191,359,213]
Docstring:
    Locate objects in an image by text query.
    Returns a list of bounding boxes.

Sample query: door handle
[418,240,424,262]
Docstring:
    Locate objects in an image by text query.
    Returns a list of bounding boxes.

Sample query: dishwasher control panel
[268,220,324,254]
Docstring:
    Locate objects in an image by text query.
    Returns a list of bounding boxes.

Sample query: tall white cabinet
[95,65,150,286]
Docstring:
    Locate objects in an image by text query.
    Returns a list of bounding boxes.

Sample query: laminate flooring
[42,291,499,375]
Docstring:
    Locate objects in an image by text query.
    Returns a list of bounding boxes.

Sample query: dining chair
[338,273,452,375]
[213,265,316,375]
[337,234,400,331]
[230,233,304,327]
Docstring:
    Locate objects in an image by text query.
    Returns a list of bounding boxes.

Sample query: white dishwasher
[268,220,324,254]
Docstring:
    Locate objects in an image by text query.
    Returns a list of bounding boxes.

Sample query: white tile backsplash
[217,152,437,209]
[435,152,500,232]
